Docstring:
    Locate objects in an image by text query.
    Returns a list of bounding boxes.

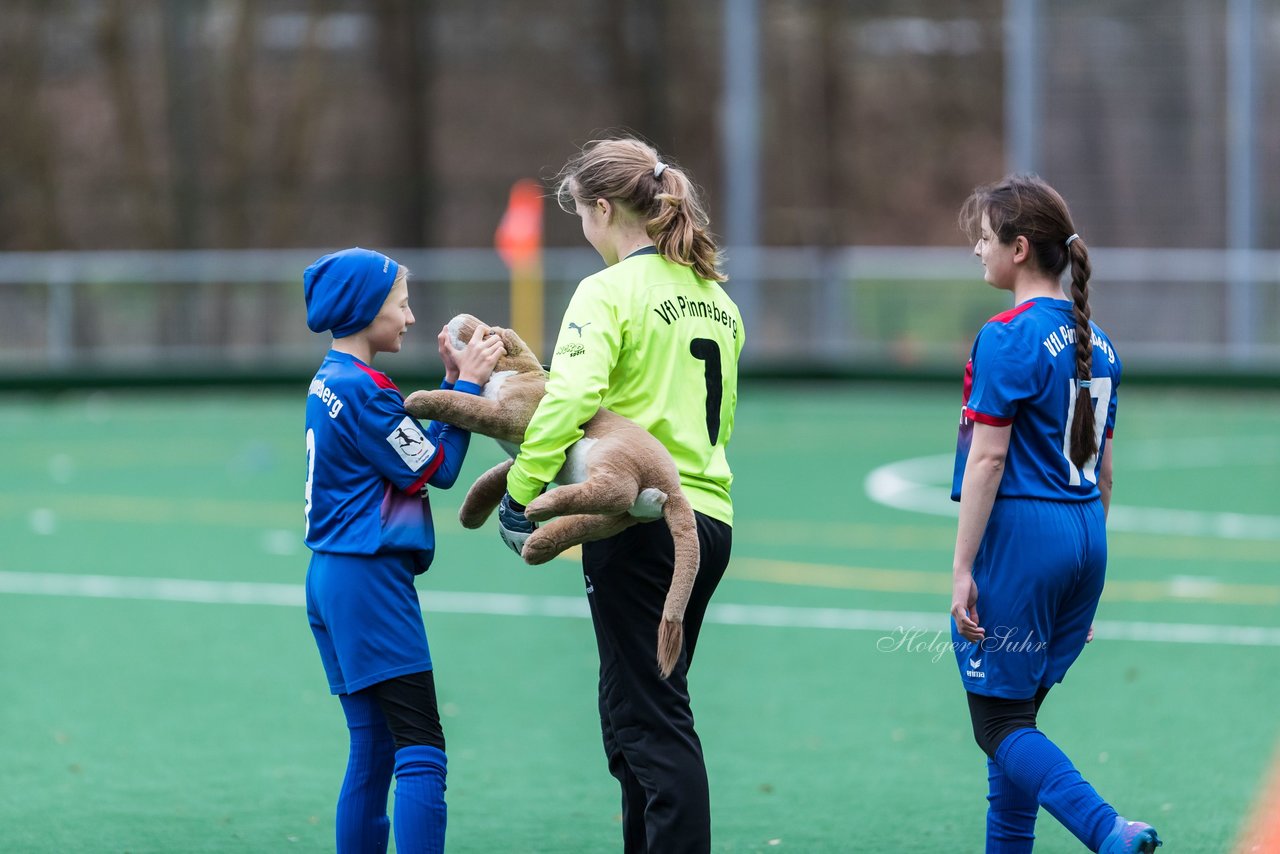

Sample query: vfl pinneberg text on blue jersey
[952,298,1122,503]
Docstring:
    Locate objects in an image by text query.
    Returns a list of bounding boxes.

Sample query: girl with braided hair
[949,176,1161,853]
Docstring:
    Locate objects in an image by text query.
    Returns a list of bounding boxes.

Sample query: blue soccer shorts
[306,551,433,695]
[952,497,1107,699]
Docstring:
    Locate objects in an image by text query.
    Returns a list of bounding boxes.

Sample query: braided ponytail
[1065,236,1096,468]
[961,176,1098,469]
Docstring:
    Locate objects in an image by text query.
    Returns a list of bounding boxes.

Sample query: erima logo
[966,656,985,679]
[382,257,390,273]
[568,321,591,336]
[969,658,982,669]
[584,574,594,595]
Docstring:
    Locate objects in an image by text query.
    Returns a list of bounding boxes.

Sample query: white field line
[864,453,1280,541]
[3,570,1280,647]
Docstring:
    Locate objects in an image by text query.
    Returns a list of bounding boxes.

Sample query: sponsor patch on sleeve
[386,416,435,471]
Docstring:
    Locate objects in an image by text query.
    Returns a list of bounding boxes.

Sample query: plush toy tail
[657,619,684,680]
[458,459,513,529]
[657,489,700,679]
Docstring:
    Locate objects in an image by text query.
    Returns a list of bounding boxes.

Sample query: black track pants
[582,511,732,854]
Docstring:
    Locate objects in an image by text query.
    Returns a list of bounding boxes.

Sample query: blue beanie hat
[303,247,401,338]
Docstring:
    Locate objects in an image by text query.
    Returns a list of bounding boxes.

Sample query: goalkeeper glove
[497,492,536,557]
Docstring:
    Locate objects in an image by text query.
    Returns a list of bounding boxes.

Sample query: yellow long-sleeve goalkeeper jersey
[506,247,743,525]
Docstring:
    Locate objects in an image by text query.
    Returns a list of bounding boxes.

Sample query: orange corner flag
[495,179,544,269]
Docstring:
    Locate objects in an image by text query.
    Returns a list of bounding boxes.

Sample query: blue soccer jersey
[304,350,478,570]
[952,297,1121,502]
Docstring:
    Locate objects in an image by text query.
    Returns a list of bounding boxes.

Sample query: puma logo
[568,321,591,336]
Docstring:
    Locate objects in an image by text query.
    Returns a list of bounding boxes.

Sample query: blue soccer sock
[392,744,448,854]
[995,728,1118,852]
[336,693,396,853]
[986,756,1038,854]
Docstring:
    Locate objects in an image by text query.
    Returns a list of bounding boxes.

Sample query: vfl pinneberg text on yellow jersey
[508,251,743,525]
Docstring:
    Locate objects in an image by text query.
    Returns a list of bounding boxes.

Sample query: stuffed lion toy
[404,314,699,679]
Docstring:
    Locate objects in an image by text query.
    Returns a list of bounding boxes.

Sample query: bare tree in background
[221,0,260,250]
[601,0,671,148]
[374,0,435,247]
[0,1,67,355]
[209,0,261,347]
[266,0,330,248]
[99,0,172,248]
[0,1,66,250]
[256,0,331,347]
[818,0,847,248]
[162,0,204,249]
[156,0,209,348]
[97,0,181,352]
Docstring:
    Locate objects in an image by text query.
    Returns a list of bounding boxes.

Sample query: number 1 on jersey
[690,338,723,446]
[1061,376,1111,485]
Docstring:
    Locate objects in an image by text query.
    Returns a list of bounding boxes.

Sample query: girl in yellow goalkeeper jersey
[499,137,743,853]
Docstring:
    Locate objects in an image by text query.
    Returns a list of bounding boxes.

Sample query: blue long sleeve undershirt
[421,379,482,490]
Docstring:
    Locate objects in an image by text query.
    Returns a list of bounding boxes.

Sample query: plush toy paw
[521,532,558,565]
[524,493,557,523]
[497,493,536,557]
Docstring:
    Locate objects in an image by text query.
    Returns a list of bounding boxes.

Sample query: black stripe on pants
[582,511,732,854]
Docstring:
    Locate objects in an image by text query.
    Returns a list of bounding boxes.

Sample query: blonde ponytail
[556,138,726,282]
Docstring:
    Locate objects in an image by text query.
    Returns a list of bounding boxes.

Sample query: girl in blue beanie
[302,247,504,853]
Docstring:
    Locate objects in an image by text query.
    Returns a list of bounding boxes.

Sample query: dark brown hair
[555,137,726,282]
[960,175,1097,468]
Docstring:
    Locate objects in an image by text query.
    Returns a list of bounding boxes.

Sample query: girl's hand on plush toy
[438,325,461,384]
[455,324,505,386]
